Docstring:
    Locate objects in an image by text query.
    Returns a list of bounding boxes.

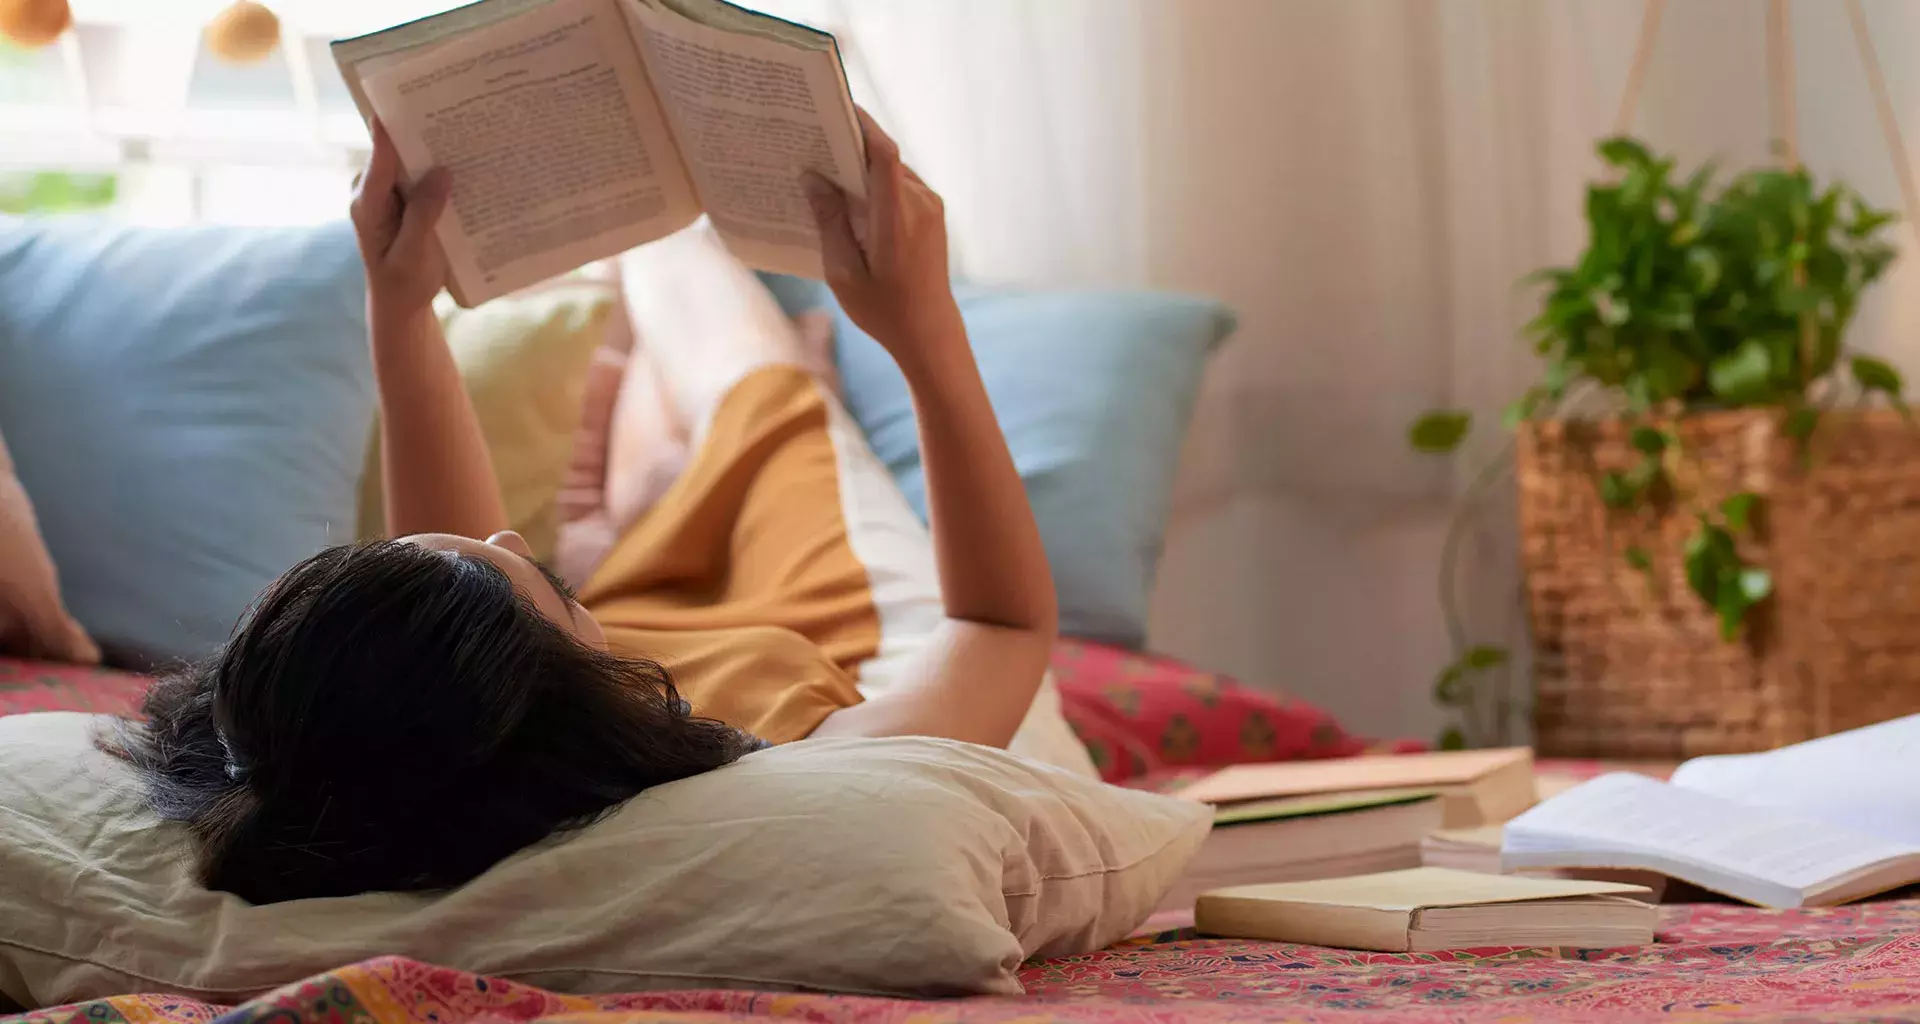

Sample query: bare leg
[615,222,811,451]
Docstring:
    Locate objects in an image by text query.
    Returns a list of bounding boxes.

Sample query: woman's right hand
[800,109,962,364]
[351,120,453,323]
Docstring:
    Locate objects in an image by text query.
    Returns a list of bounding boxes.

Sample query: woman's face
[402,532,608,651]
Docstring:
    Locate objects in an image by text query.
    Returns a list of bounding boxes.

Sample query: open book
[332,0,865,307]
[1195,867,1654,952]
[1503,714,1920,907]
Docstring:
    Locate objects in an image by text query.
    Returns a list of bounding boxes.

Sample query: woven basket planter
[1519,407,1920,759]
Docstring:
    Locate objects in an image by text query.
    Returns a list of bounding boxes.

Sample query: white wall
[786,0,1920,743]
[1139,0,1920,743]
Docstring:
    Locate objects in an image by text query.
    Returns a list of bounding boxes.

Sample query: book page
[1670,714,1920,845]
[362,0,700,306]
[620,0,865,278]
[1504,772,1920,902]
[331,0,556,126]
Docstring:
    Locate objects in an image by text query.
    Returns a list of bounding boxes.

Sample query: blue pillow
[0,219,373,667]
[761,275,1234,649]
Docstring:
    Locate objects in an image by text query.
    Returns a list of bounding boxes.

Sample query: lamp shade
[0,0,71,48]
[205,1,281,64]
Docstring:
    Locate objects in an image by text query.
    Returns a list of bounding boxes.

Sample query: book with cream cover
[1503,713,1920,908]
[1195,867,1655,952]
[1158,789,1443,913]
[1178,748,1535,828]
[333,0,864,307]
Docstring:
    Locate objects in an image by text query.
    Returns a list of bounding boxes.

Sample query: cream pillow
[0,712,1210,1008]
[0,430,98,664]
[357,285,613,559]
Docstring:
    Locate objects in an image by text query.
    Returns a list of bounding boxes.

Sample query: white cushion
[0,712,1209,1008]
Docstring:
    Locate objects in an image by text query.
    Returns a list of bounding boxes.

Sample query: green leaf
[1779,286,1822,315]
[1630,426,1669,456]
[1683,524,1718,604]
[1432,666,1467,708]
[1599,458,1662,509]
[1708,340,1774,404]
[1849,206,1897,238]
[1739,567,1773,602]
[1715,586,1748,641]
[1594,291,1631,327]
[1600,472,1635,509]
[1686,247,1722,294]
[1624,375,1654,414]
[1543,359,1575,397]
[1852,355,1904,398]
[1502,388,1547,430]
[1462,645,1508,671]
[1624,545,1653,571]
[1721,492,1758,533]
[1409,411,1472,453]
[1624,457,1663,492]
[1645,343,1697,400]
[1782,407,1819,443]
[1437,726,1467,751]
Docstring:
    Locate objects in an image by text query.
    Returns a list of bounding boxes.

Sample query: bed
[7,657,1920,1024]
[16,902,1920,1024]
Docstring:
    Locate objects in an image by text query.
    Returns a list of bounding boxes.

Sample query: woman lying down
[113,110,1073,905]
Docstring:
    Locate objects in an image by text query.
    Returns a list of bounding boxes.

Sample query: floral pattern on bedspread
[0,658,146,716]
[14,901,1920,1024]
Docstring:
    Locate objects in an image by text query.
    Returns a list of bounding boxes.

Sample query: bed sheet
[12,901,1920,1024]
[8,658,1918,1022]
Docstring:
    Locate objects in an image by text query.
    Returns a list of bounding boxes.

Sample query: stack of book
[1161,748,1533,912]
[1176,713,1920,952]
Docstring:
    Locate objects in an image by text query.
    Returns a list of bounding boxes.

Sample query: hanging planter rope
[1513,0,1920,757]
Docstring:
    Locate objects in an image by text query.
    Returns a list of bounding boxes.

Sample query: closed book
[1157,790,1442,913]
[1195,867,1654,952]
[1178,748,1535,828]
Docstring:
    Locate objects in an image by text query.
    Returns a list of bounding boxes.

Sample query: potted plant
[1412,137,1914,757]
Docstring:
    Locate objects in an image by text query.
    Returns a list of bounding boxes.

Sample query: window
[0,1,469,222]
[1,0,857,223]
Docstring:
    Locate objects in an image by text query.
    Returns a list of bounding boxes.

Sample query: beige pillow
[0,431,98,664]
[0,712,1210,1008]
[357,285,614,559]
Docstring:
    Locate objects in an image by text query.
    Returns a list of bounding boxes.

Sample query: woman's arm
[350,122,508,541]
[807,113,1058,748]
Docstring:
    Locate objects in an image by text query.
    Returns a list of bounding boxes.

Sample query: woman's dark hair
[110,540,760,905]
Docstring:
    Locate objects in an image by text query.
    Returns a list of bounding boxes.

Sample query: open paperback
[332,0,865,306]
[1503,713,1920,907]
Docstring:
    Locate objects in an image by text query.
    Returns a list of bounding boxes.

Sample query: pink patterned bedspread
[13,903,1920,1024]
[8,658,1920,1022]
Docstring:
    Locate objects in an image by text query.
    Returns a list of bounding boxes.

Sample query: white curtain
[758,0,1920,743]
